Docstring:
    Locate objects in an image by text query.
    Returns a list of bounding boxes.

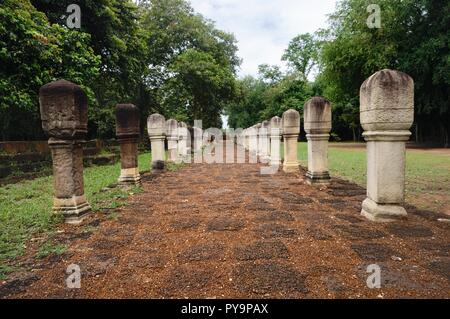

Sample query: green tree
[0,0,100,140]
[282,33,319,79]
[318,0,449,144]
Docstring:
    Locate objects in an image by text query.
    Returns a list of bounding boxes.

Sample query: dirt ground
[1,146,449,299]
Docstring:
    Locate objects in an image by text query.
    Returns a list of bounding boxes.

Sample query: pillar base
[283,162,299,173]
[270,159,281,167]
[152,160,165,172]
[53,195,91,224]
[306,171,330,185]
[361,198,407,222]
[118,167,141,186]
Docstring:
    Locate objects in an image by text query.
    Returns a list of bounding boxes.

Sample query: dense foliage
[1,0,448,145]
[226,0,449,145]
[1,0,239,140]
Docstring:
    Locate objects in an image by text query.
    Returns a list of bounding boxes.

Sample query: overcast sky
[189,0,338,78]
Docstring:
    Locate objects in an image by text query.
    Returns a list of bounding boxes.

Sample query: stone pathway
[2,150,450,298]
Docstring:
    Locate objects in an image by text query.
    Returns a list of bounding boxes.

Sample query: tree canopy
[1,0,449,145]
[1,0,240,140]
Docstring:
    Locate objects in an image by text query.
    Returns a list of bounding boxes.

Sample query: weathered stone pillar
[244,129,249,150]
[193,126,203,163]
[282,109,300,173]
[304,97,332,185]
[255,123,262,162]
[260,120,270,163]
[147,114,166,171]
[116,104,141,186]
[248,126,258,163]
[166,119,178,163]
[360,69,414,222]
[178,122,188,161]
[39,79,91,224]
[270,116,282,167]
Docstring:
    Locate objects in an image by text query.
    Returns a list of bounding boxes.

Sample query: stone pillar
[270,116,282,167]
[147,114,166,171]
[166,119,178,163]
[178,122,188,161]
[255,123,262,162]
[304,97,332,185]
[248,126,258,163]
[39,79,91,224]
[244,128,249,151]
[260,120,270,163]
[282,109,300,173]
[360,69,414,222]
[193,126,203,163]
[116,104,141,186]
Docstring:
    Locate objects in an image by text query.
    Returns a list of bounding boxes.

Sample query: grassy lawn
[295,142,450,213]
[0,153,151,279]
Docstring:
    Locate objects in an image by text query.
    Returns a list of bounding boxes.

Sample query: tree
[282,33,319,79]
[0,0,100,140]
[161,49,236,128]
[317,0,450,144]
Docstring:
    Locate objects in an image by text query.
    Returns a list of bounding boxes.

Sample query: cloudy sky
[189,0,338,78]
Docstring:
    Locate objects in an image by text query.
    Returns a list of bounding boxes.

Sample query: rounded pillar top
[147,113,166,137]
[282,109,300,135]
[360,69,414,131]
[116,104,140,138]
[270,116,282,135]
[304,97,332,134]
[178,121,188,138]
[166,119,178,137]
[39,79,88,139]
[270,116,282,128]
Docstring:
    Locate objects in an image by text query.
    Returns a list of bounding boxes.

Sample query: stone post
[166,119,178,163]
[304,97,332,185]
[178,122,188,161]
[116,104,141,186]
[360,69,414,222]
[244,129,249,150]
[282,109,300,173]
[255,123,262,162]
[248,126,258,163]
[260,120,270,163]
[270,116,282,167]
[39,79,91,224]
[147,114,166,171]
[193,126,203,163]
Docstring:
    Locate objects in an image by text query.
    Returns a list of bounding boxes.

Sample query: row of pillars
[39,80,195,224]
[241,69,414,222]
[240,97,332,185]
[39,69,414,224]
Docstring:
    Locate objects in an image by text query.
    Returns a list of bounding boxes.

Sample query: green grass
[294,142,450,212]
[0,152,151,279]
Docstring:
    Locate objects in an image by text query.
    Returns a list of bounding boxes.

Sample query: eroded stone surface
[232,262,308,295]
[207,217,245,231]
[351,243,397,261]
[256,223,297,238]
[234,240,289,261]
[178,242,226,262]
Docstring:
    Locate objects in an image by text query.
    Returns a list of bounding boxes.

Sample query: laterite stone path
[2,152,450,298]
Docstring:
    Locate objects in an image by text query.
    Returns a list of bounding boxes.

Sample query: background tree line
[225,0,449,146]
[1,0,449,146]
[0,0,239,140]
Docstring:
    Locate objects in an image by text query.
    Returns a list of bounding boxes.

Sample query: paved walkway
[2,149,450,298]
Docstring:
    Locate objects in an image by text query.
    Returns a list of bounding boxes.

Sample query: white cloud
[189,0,338,77]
